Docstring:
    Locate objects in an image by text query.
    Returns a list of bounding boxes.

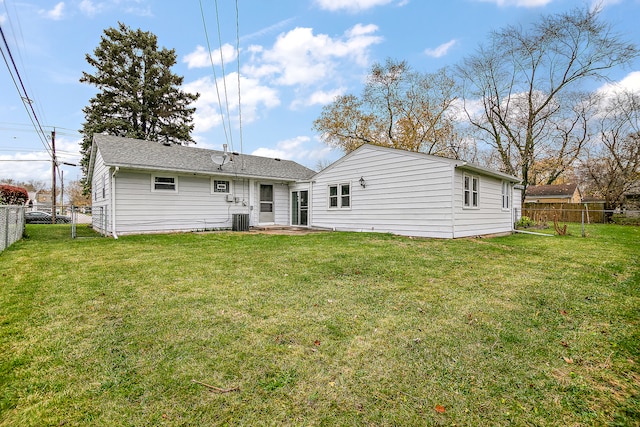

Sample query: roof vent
[274,158,281,161]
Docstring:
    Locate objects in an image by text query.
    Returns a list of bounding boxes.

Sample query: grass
[1,224,639,426]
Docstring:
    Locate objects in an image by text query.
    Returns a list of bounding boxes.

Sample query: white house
[88,136,521,238]
[87,134,315,237]
[307,144,520,238]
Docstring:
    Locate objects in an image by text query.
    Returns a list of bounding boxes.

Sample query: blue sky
[1,0,639,186]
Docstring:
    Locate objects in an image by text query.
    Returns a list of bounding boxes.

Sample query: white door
[259,184,274,223]
[291,190,308,226]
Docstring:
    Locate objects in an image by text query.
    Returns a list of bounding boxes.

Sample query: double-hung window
[152,175,177,192]
[463,174,479,208]
[329,183,350,209]
[501,181,510,210]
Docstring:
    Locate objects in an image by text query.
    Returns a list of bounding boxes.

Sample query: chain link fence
[0,205,25,253]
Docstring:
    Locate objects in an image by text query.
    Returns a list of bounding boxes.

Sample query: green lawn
[1,224,638,426]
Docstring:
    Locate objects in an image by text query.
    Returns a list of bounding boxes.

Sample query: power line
[214,0,235,154]
[1,3,51,136]
[0,159,50,162]
[199,0,230,149]
[235,0,244,167]
[0,24,52,157]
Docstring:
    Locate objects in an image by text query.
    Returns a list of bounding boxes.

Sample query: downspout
[511,183,515,233]
[111,166,119,239]
[451,163,460,238]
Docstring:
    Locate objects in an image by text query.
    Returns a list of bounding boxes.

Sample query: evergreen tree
[79,22,199,189]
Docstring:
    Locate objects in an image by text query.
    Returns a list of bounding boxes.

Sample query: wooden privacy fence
[522,202,605,224]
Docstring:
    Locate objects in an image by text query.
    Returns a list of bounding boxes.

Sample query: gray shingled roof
[93,134,316,181]
[525,183,578,198]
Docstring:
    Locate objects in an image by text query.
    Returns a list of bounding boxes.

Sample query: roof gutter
[103,163,305,183]
[456,163,520,183]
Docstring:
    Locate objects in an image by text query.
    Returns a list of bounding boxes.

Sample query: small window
[463,174,479,208]
[152,175,177,192]
[502,181,510,210]
[212,179,230,193]
[328,183,350,209]
[341,184,350,207]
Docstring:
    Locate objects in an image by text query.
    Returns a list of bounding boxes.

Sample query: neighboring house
[87,134,315,236]
[623,181,640,211]
[88,136,521,238]
[524,183,582,204]
[308,144,521,238]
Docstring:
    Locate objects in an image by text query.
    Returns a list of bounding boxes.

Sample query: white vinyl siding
[454,171,514,238]
[311,144,517,239]
[90,150,111,234]
[112,172,251,235]
[311,145,455,238]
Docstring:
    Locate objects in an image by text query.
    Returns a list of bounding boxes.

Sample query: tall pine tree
[79,22,199,189]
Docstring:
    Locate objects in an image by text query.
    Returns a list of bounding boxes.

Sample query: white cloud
[40,2,65,20]
[0,13,6,26]
[590,0,623,12]
[0,153,52,183]
[597,71,640,98]
[124,5,153,17]
[241,17,297,42]
[183,44,238,69]
[474,0,552,7]
[315,0,394,12]
[0,135,80,184]
[291,88,346,109]
[78,0,102,17]
[424,39,457,58]
[243,24,382,86]
[183,73,280,134]
[252,136,333,166]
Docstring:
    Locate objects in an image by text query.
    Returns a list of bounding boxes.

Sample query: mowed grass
[1,224,638,426]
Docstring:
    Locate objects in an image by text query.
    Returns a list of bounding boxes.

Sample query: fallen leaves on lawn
[435,405,446,413]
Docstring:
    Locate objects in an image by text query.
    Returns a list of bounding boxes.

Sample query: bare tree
[457,7,638,195]
[314,59,461,156]
[580,90,640,211]
[66,180,92,207]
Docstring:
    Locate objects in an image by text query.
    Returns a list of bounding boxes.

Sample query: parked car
[24,211,71,224]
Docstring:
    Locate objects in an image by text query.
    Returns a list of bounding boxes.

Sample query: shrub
[516,216,535,228]
[611,214,640,226]
[0,184,29,205]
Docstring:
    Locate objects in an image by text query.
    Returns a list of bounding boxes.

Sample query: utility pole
[60,169,64,214]
[51,129,56,224]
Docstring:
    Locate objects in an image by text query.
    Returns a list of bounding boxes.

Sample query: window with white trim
[152,175,177,192]
[463,174,479,208]
[212,179,230,193]
[502,181,510,210]
[328,183,350,209]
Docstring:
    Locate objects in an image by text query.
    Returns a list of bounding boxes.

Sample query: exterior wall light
[359,176,366,188]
